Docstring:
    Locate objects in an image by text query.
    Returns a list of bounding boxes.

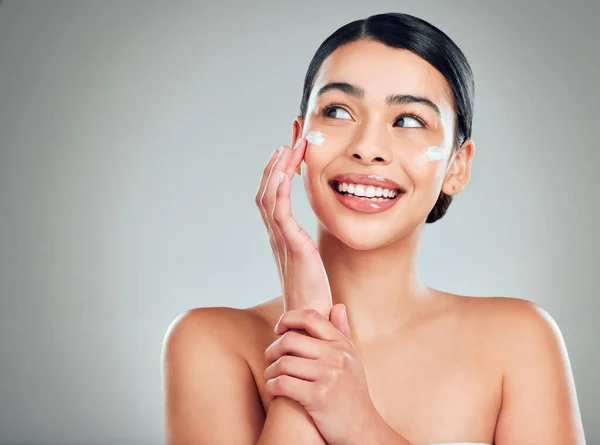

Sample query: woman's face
[295,39,471,250]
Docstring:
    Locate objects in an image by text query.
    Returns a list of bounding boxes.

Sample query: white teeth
[335,182,399,200]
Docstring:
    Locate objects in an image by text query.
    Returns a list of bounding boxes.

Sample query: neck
[317,222,433,344]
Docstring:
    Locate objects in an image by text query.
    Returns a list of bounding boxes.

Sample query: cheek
[304,130,326,147]
[301,128,343,169]
[403,145,450,187]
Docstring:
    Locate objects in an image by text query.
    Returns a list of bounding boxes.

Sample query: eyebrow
[316,82,441,117]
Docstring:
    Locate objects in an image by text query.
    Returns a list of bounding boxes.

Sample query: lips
[328,172,405,192]
[327,172,405,214]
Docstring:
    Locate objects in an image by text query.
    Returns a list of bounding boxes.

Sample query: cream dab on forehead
[424,146,447,162]
[305,131,326,146]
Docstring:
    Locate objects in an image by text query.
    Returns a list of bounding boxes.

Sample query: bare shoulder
[163,304,269,352]
[463,295,562,339]
[161,302,279,445]
[162,297,282,375]
[462,298,585,443]
[456,295,564,353]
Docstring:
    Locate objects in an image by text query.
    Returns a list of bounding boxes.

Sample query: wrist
[283,299,332,318]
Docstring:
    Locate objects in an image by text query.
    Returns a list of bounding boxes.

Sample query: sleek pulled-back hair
[299,13,475,223]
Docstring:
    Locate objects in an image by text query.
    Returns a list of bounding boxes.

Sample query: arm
[161,308,265,445]
[257,397,327,445]
[494,300,586,444]
[161,307,326,445]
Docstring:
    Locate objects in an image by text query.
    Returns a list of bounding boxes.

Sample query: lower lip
[331,185,403,213]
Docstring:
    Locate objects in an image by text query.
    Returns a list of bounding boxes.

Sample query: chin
[315,208,421,251]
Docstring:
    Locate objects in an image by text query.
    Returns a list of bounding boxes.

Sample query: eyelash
[319,102,427,128]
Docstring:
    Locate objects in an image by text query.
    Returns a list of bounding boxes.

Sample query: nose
[345,127,393,166]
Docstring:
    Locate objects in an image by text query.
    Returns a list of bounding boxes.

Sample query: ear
[292,116,304,175]
[441,139,475,196]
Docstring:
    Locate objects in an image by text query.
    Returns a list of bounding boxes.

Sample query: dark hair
[299,13,474,223]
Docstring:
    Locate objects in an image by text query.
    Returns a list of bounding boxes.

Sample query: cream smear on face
[424,146,448,162]
[305,131,326,146]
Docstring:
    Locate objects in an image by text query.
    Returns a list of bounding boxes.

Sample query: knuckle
[260,194,271,208]
[272,210,284,225]
[333,351,346,367]
[306,309,321,321]
[280,331,294,348]
[275,375,288,391]
[315,382,328,405]
[277,356,291,373]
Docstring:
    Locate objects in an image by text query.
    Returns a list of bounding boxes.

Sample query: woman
[162,12,586,445]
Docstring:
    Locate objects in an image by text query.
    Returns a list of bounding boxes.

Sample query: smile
[328,177,405,214]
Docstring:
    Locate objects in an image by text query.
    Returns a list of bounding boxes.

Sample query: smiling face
[293,39,473,250]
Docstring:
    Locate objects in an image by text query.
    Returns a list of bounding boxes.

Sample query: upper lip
[329,173,405,192]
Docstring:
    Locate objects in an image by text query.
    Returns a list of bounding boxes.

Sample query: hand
[263,306,380,445]
[255,138,332,315]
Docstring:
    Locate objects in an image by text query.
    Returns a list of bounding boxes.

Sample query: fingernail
[269,149,277,160]
[279,172,285,184]
[293,138,303,150]
[277,146,285,160]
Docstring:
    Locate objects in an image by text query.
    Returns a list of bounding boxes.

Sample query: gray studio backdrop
[0,1,598,444]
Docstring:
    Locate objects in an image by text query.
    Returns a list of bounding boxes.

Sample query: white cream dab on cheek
[424,146,447,162]
[305,131,326,146]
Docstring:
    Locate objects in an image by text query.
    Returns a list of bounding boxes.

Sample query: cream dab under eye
[424,146,447,162]
[305,131,326,146]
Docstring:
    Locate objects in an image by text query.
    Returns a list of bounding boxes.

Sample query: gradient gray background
[0,1,598,444]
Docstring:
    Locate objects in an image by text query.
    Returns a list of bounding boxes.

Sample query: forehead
[312,39,453,107]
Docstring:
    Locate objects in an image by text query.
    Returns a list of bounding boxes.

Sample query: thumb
[329,303,351,339]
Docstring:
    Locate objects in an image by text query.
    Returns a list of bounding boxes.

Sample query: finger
[255,148,280,223]
[264,330,329,364]
[272,171,306,252]
[275,309,343,341]
[256,149,283,248]
[254,148,284,273]
[329,304,352,340]
[264,375,313,404]
[263,355,321,382]
[260,146,294,258]
[261,145,294,216]
[285,138,306,178]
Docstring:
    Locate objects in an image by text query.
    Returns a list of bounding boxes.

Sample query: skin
[162,40,586,444]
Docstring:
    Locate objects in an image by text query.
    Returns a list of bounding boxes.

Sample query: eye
[395,115,424,128]
[323,106,352,120]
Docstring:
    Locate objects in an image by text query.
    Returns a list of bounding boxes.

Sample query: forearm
[345,412,413,445]
[256,396,327,445]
